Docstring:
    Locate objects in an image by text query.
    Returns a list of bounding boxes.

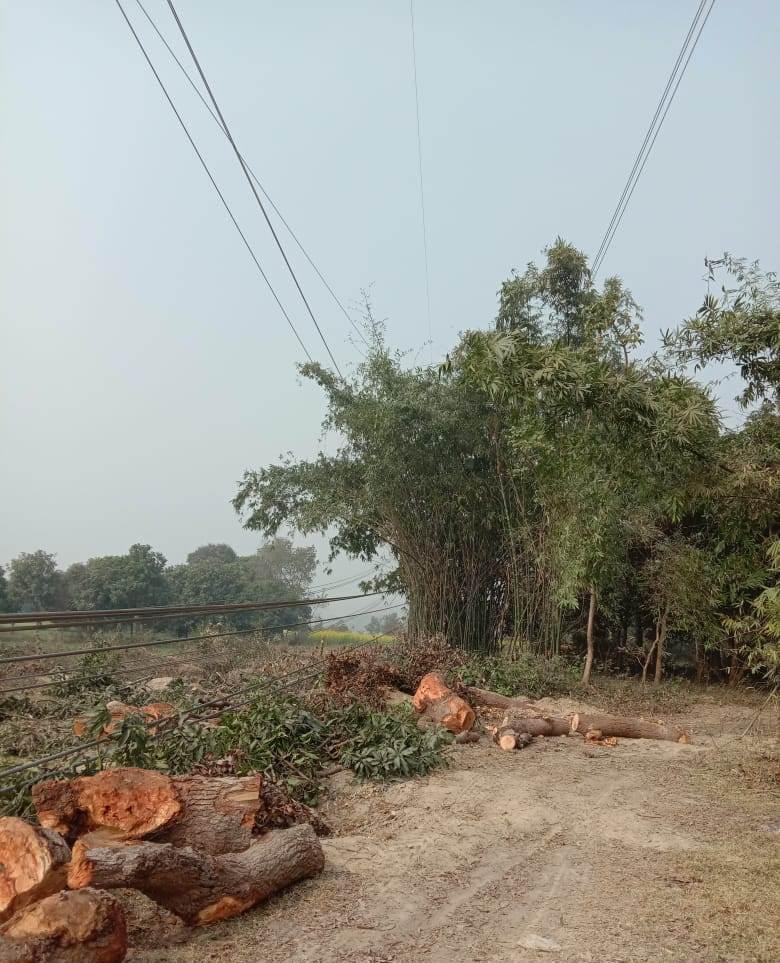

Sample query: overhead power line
[132,0,369,350]
[0,593,382,655]
[112,0,315,362]
[0,602,404,694]
[0,591,380,627]
[592,0,716,277]
[0,632,395,787]
[163,0,343,377]
[409,0,433,360]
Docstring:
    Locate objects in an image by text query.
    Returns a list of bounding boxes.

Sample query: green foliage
[84,689,449,806]
[335,702,449,780]
[51,642,121,699]
[7,550,66,611]
[186,543,238,565]
[0,564,9,612]
[65,543,169,612]
[459,652,579,699]
[665,255,780,407]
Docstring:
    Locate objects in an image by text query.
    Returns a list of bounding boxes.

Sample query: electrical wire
[0,590,380,630]
[592,0,716,277]
[131,0,369,350]
[0,602,403,691]
[111,0,315,362]
[163,0,344,377]
[409,0,432,361]
[0,631,396,787]
[0,593,382,663]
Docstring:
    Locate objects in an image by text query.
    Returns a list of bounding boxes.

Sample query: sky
[1,1,778,607]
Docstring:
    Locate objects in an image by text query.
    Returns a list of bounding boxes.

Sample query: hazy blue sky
[2,1,778,598]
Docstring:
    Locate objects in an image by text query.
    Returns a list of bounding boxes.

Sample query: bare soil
[122,690,779,963]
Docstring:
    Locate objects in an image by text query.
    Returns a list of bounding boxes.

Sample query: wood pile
[0,769,327,960]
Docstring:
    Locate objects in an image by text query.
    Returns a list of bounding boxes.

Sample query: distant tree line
[0,538,318,633]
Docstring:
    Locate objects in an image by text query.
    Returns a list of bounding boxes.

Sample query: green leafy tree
[186,543,238,566]
[7,551,66,611]
[0,565,9,612]
[665,255,780,407]
[65,544,168,610]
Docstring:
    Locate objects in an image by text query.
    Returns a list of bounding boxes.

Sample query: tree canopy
[235,241,779,683]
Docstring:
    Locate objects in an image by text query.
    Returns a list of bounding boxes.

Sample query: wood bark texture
[0,889,127,963]
[500,712,689,743]
[412,672,476,734]
[33,768,328,853]
[68,824,325,926]
[0,820,70,924]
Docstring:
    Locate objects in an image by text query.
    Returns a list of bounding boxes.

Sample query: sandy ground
[123,695,779,963]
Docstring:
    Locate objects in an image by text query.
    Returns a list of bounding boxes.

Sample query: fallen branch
[0,889,127,963]
[68,824,324,926]
[0,820,70,924]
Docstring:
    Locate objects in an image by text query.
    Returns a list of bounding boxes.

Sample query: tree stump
[68,824,325,926]
[412,672,476,734]
[0,819,70,924]
[0,889,127,963]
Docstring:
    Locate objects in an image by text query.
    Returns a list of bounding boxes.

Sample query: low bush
[458,651,579,699]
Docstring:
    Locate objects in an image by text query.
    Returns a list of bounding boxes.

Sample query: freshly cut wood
[412,672,476,734]
[33,769,183,845]
[573,713,689,743]
[73,701,176,739]
[0,888,127,963]
[500,712,689,743]
[0,820,70,924]
[68,824,324,927]
[493,727,534,751]
[33,768,328,854]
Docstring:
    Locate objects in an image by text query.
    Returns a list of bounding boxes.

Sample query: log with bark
[0,889,127,963]
[412,672,476,734]
[32,768,329,853]
[495,711,689,747]
[0,820,70,924]
[68,824,324,926]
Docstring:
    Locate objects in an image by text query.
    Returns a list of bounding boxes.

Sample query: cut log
[0,820,70,924]
[68,824,324,927]
[33,768,328,854]
[493,727,534,751]
[412,672,476,734]
[0,888,127,963]
[500,712,689,743]
[463,686,537,712]
[33,769,183,845]
[573,713,688,743]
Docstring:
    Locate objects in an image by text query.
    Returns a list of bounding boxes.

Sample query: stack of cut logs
[0,769,329,962]
[411,671,691,746]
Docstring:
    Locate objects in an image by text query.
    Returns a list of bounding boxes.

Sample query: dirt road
[126,696,779,963]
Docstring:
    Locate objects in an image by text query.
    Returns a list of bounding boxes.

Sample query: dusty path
[126,697,779,963]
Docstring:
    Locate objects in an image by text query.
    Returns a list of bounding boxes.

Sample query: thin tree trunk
[654,609,668,685]
[580,585,597,686]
